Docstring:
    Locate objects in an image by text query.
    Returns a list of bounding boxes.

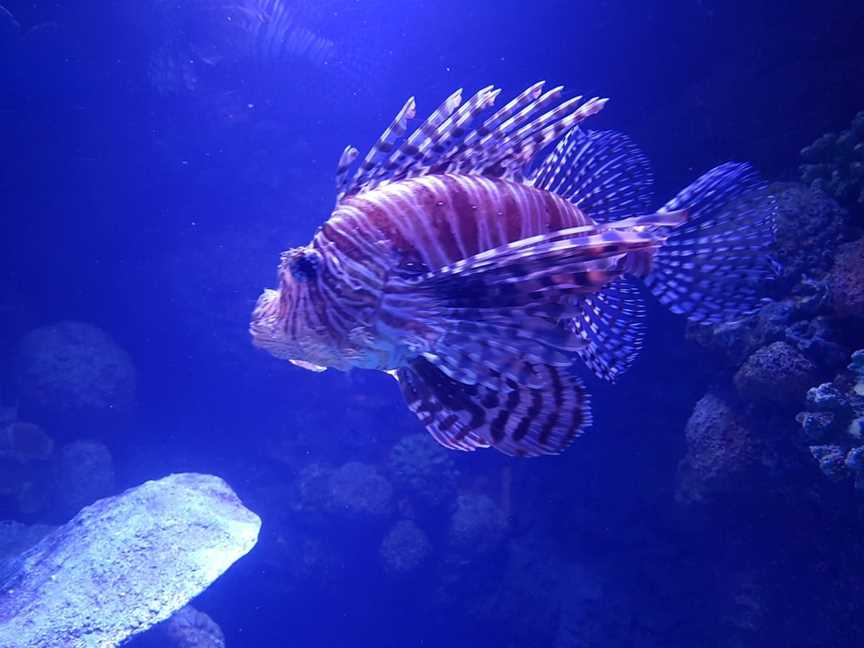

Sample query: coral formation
[14,321,136,431]
[681,160,864,506]
[387,433,460,511]
[157,606,225,648]
[767,182,845,288]
[328,461,393,518]
[830,238,864,319]
[733,341,817,406]
[446,494,507,557]
[797,349,864,491]
[288,462,336,515]
[676,392,766,504]
[0,420,55,515]
[687,183,848,369]
[130,606,226,648]
[379,519,432,577]
[800,110,864,212]
[55,440,116,516]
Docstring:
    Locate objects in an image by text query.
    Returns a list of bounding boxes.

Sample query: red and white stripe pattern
[253,83,656,455]
[328,173,595,270]
[252,82,778,457]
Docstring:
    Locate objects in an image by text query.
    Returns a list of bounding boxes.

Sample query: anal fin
[397,357,591,457]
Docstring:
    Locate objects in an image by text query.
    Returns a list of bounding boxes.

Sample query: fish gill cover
[0,1,863,647]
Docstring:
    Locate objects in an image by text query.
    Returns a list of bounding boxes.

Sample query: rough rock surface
[768,182,845,287]
[800,110,864,212]
[733,341,818,406]
[676,393,763,504]
[831,238,864,319]
[128,606,226,648]
[0,473,260,648]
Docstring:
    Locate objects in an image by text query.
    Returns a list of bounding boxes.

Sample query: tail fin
[643,162,777,323]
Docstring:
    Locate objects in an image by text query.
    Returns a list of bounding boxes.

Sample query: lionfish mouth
[249,288,329,371]
[249,289,289,355]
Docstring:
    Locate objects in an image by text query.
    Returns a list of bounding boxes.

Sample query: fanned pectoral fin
[567,276,647,382]
[396,357,591,457]
[381,227,657,390]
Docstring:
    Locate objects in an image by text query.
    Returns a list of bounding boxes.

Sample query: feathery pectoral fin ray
[566,276,647,382]
[381,227,658,389]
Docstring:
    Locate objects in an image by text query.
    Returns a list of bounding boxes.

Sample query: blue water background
[1,1,864,646]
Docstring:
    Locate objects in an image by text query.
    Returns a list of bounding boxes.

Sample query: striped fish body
[265,174,657,372]
[332,174,596,271]
[251,82,777,456]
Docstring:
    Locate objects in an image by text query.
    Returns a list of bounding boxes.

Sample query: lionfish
[250,82,775,457]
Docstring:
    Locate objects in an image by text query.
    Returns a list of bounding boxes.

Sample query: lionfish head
[249,245,331,372]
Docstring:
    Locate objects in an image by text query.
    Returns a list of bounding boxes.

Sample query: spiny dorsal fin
[335,145,359,201]
[334,82,608,203]
[448,84,565,170]
[341,96,416,201]
[460,81,546,151]
[369,88,464,186]
[407,86,499,175]
[489,97,608,180]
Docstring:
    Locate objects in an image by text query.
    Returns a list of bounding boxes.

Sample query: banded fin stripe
[397,358,591,457]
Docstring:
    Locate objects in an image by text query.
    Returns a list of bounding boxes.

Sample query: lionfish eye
[288,248,321,282]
